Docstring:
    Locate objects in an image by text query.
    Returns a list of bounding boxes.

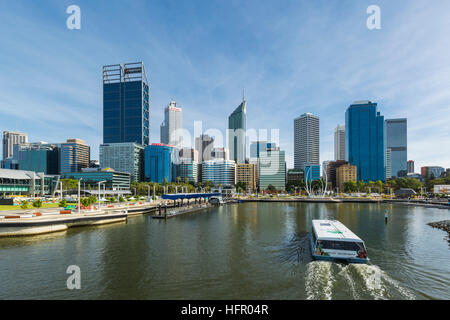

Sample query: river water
[0,202,449,300]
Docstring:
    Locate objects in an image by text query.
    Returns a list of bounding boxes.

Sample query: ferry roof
[312,220,363,242]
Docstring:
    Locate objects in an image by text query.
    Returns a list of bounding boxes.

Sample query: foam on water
[305,261,416,300]
[305,261,337,300]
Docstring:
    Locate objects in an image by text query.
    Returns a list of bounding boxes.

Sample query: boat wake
[305,261,416,300]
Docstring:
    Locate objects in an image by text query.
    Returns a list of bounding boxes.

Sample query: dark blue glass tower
[103,62,150,146]
[345,101,385,182]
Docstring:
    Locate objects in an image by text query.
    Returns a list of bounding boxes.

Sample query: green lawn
[0,203,76,211]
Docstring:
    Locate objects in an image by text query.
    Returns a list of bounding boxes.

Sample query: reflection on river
[0,202,449,299]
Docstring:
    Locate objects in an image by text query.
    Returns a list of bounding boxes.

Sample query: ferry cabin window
[319,241,363,251]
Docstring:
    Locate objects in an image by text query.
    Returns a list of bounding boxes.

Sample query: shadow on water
[276,232,313,265]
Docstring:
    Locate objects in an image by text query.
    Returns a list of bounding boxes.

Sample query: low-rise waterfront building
[236,163,257,192]
[433,185,450,194]
[61,168,130,190]
[326,160,348,188]
[287,169,304,185]
[0,168,59,197]
[336,164,357,192]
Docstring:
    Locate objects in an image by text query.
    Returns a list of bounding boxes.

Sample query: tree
[236,181,247,192]
[33,199,43,208]
[59,199,67,208]
[267,184,276,192]
[344,181,357,193]
[61,179,78,191]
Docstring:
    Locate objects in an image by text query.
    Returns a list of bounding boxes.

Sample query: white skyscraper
[294,113,320,170]
[2,131,28,160]
[160,99,183,148]
[334,125,345,161]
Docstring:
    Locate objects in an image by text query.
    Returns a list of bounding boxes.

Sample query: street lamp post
[97,181,106,212]
[78,178,83,214]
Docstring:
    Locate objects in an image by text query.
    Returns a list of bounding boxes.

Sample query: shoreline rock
[427,220,450,234]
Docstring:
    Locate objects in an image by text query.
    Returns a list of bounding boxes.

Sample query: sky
[0,0,449,171]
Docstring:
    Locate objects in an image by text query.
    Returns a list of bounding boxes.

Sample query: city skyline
[0,1,449,171]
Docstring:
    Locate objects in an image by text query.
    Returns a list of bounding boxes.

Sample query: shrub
[119,196,125,203]
[59,199,67,207]
[20,200,29,209]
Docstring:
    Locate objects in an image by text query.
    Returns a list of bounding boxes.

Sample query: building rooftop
[0,168,43,179]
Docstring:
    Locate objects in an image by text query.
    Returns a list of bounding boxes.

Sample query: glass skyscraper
[103,62,150,146]
[99,142,144,182]
[144,144,178,183]
[345,101,385,182]
[259,149,286,190]
[18,143,60,175]
[385,118,407,178]
[228,97,246,164]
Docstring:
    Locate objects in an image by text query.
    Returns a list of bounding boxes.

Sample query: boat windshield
[317,240,365,251]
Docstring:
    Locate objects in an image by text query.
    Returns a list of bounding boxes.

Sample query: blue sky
[0,0,449,170]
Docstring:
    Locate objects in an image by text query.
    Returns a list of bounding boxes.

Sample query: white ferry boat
[310,220,369,263]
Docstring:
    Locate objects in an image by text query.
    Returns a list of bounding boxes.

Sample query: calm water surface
[0,202,449,299]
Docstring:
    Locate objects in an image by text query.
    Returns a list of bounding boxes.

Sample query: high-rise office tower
[99,142,144,182]
[334,125,345,161]
[17,142,60,175]
[144,143,178,183]
[195,134,214,163]
[60,139,90,173]
[228,97,246,164]
[386,148,392,180]
[2,131,28,160]
[103,62,150,146]
[202,160,236,186]
[407,160,414,174]
[345,101,385,182]
[259,148,286,190]
[160,99,182,148]
[385,118,407,178]
[294,113,320,170]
